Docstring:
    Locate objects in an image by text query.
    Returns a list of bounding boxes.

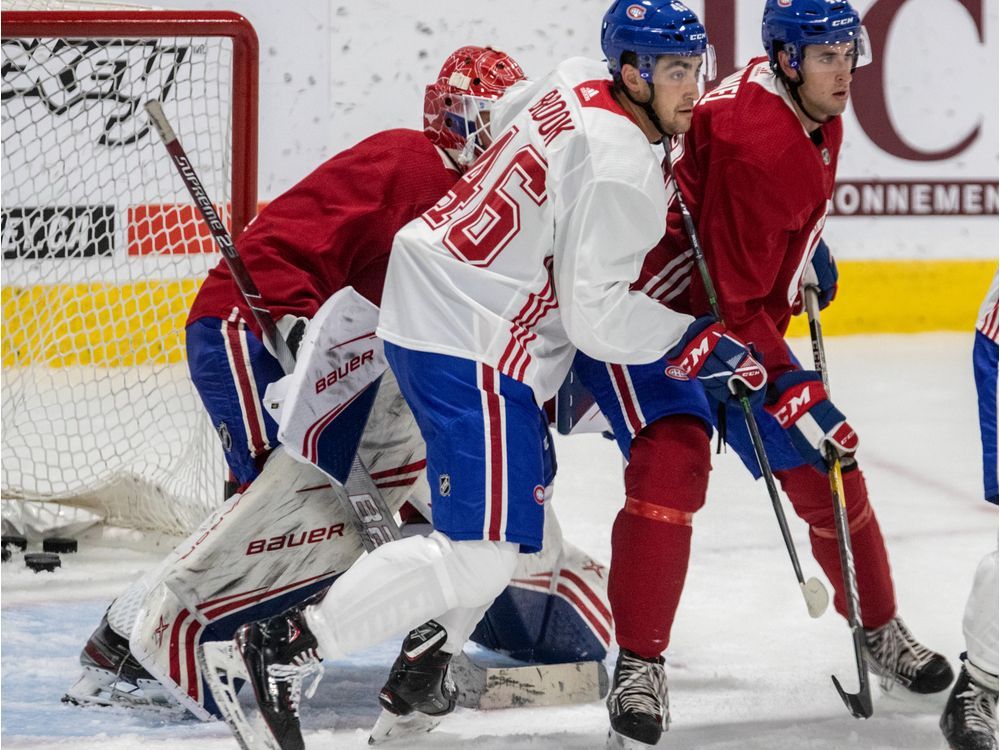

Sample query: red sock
[777,464,896,628]
[610,415,710,658]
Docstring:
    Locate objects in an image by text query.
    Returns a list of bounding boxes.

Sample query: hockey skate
[940,655,998,750]
[606,649,669,749]
[62,611,185,715]
[369,620,456,744]
[199,607,323,750]
[864,616,953,694]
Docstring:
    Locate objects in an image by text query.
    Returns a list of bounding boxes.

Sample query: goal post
[1,6,259,537]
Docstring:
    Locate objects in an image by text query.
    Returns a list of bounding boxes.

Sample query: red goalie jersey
[188,128,461,334]
[637,57,842,378]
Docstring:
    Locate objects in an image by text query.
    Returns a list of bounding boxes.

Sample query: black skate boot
[864,616,954,694]
[62,610,182,713]
[200,606,323,750]
[369,620,456,744]
[606,649,669,749]
[940,655,998,750]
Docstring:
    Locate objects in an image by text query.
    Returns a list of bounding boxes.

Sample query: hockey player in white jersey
[198,3,767,749]
[939,272,999,750]
[62,46,611,724]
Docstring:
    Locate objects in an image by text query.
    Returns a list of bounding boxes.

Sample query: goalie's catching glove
[765,370,858,471]
[665,316,767,405]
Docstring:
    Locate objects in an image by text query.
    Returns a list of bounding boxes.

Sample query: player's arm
[239,152,375,322]
[554,177,695,364]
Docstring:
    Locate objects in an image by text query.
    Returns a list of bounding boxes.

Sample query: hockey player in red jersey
[196,3,769,749]
[573,0,953,744]
[64,46,613,725]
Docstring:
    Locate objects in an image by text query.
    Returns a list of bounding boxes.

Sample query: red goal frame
[2,9,259,240]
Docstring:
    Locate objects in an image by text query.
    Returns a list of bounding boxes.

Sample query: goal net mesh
[2,4,256,536]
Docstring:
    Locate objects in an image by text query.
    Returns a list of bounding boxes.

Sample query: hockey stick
[663,145,829,619]
[145,101,400,552]
[803,287,873,719]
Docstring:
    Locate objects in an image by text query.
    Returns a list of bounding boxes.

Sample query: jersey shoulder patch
[573,80,625,116]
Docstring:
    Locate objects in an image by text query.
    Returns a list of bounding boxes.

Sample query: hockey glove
[764,370,858,472]
[263,314,309,360]
[665,316,767,405]
[792,239,838,315]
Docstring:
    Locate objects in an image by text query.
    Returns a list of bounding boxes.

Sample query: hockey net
[1,2,259,536]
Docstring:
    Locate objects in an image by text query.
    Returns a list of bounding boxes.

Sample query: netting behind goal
[1,6,258,536]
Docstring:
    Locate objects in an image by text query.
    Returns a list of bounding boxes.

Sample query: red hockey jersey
[187,128,461,335]
[638,57,841,378]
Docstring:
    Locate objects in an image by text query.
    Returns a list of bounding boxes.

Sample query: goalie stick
[663,143,829,621]
[804,286,873,719]
[147,101,606,716]
[145,100,399,551]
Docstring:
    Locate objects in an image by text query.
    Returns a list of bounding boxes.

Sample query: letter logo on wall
[0,38,194,146]
[2,206,114,259]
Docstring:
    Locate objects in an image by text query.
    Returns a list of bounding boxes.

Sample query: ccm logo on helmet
[831,17,853,26]
[626,4,646,19]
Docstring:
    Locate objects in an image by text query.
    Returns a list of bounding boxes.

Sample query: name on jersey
[315,349,375,393]
[529,89,576,147]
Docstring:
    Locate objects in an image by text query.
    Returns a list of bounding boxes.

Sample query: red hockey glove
[765,370,858,471]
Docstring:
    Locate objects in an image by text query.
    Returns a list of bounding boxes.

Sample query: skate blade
[199,640,280,750]
[62,669,188,717]
[368,708,442,745]
[606,728,662,749]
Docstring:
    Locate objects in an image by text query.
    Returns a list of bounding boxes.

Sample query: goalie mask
[424,45,525,166]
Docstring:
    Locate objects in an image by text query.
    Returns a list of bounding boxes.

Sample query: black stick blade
[832,674,873,719]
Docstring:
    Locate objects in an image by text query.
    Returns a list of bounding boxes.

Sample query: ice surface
[2,333,996,749]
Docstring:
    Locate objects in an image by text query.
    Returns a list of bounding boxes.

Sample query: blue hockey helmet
[762,0,872,72]
[601,0,716,83]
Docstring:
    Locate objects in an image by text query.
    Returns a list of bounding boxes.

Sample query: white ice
[2,333,996,749]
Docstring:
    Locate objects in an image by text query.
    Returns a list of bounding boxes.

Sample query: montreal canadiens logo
[664,365,690,381]
[626,4,646,19]
[533,485,546,505]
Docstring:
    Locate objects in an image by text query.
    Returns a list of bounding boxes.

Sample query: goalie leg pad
[129,447,367,720]
[777,463,896,628]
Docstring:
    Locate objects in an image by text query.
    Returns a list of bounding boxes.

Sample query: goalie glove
[792,239,838,315]
[665,316,767,405]
[263,314,309,360]
[765,370,858,471]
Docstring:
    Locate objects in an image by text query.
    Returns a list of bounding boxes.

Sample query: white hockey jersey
[378,57,694,403]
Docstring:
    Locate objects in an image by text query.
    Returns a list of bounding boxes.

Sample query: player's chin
[670,110,694,133]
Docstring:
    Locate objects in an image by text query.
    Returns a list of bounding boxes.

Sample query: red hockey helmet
[424,46,525,165]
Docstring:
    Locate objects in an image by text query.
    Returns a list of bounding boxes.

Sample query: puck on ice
[24,552,61,572]
[43,537,78,553]
[2,547,10,563]
[2,535,27,551]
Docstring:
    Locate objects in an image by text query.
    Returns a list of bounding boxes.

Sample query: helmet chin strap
[622,82,671,142]
[781,70,831,127]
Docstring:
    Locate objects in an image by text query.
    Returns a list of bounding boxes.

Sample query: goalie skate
[62,664,186,716]
[62,611,185,716]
